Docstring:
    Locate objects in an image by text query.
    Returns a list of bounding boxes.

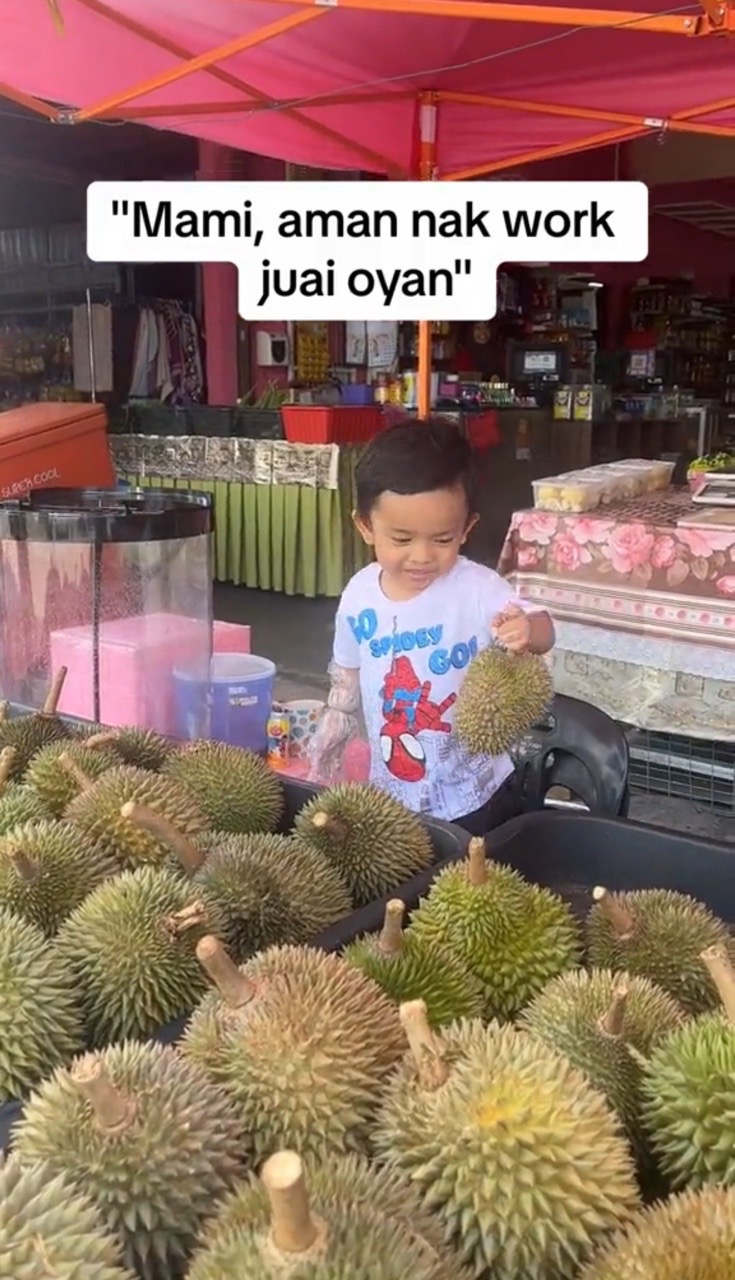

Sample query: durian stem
[311,811,349,841]
[10,850,39,882]
[0,746,17,795]
[598,980,629,1039]
[593,887,636,940]
[0,700,8,724]
[57,752,95,793]
[399,1000,449,1091]
[72,1057,136,1133]
[196,935,258,1009]
[262,1152,323,1256]
[163,901,208,937]
[468,837,487,887]
[120,801,204,875]
[378,900,405,955]
[41,666,67,717]
[82,732,119,751]
[701,946,735,1025]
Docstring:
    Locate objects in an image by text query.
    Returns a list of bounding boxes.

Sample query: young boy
[309,418,555,835]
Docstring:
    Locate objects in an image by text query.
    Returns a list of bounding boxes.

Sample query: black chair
[510,693,630,819]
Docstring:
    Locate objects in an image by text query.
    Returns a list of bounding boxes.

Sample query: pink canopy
[1,0,734,178]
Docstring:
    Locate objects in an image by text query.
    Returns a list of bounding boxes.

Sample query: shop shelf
[281,404,384,445]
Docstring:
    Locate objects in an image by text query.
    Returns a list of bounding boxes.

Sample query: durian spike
[378,900,405,956]
[163,901,208,937]
[195,935,258,1009]
[81,732,120,750]
[468,837,487,887]
[0,700,9,724]
[72,1055,136,1133]
[9,849,40,882]
[701,945,735,1024]
[593,886,636,940]
[0,746,17,796]
[311,810,349,841]
[41,666,67,717]
[57,752,95,793]
[625,1043,649,1070]
[261,1151,325,1257]
[120,800,204,875]
[597,979,629,1039]
[399,999,449,1091]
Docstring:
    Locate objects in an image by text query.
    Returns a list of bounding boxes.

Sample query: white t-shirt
[332,556,544,822]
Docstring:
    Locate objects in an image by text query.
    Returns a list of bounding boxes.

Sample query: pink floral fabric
[499,494,735,598]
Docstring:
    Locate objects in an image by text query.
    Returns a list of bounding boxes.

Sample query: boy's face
[355,484,476,600]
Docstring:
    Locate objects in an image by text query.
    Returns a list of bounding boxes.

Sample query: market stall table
[498,489,735,741]
[111,435,371,599]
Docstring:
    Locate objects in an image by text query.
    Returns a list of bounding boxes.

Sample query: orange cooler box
[0,403,115,500]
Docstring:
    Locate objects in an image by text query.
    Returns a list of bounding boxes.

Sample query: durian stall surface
[0,697,468,1154]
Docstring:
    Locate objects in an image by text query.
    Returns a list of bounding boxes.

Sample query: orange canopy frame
[5,0,735,415]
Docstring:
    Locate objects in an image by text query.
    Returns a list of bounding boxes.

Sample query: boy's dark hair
[355,417,478,519]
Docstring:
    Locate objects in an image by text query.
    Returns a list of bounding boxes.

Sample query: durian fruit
[121,803,351,961]
[13,1040,245,1280]
[54,865,222,1045]
[162,740,284,834]
[0,667,72,778]
[0,907,84,1104]
[519,967,685,1152]
[453,644,554,757]
[180,936,405,1160]
[343,898,484,1027]
[0,1156,135,1280]
[62,760,207,868]
[579,1185,735,1280]
[409,837,581,1020]
[640,945,735,1189]
[26,733,120,817]
[293,782,433,907]
[86,726,171,771]
[0,819,118,936]
[374,1000,640,1280]
[587,885,733,1014]
[0,746,48,833]
[187,1148,472,1280]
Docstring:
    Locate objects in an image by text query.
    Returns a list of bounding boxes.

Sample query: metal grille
[625,725,735,812]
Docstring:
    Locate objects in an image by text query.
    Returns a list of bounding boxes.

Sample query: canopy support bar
[73,9,325,122]
[70,0,406,173]
[438,91,735,137]
[0,80,59,119]
[416,91,438,419]
[248,0,730,38]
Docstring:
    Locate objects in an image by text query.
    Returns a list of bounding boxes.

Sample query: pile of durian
[3,674,735,1279]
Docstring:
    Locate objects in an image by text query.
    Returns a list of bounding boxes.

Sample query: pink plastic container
[212,620,251,654]
[50,611,210,734]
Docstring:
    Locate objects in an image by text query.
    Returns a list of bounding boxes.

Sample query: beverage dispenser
[0,487,213,737]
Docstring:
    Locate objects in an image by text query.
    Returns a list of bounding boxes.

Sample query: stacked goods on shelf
[4,671,735,1278]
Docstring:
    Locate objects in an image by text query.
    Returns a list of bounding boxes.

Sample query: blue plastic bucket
[173,653,276,752]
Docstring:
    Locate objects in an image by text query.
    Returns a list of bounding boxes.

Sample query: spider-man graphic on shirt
[379,654,456,784]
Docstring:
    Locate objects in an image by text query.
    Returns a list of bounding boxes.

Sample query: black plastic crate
[331,808,735,942]
[232,408,284,440]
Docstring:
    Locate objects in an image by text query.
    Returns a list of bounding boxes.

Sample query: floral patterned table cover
[499,489,735,740]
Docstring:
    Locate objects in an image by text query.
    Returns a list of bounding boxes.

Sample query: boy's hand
[492,604,532,654]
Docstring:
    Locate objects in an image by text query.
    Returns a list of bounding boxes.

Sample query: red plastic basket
[281,405,384,445]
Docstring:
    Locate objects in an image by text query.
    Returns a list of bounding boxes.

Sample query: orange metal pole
[0,81,59,120]
[437,90,735,136]
[73,8,326,123]
[416,93,438,420]
[108,90,414,120]
[72,0,405,173]
[245,0,702,37]
[442,123,647,181]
